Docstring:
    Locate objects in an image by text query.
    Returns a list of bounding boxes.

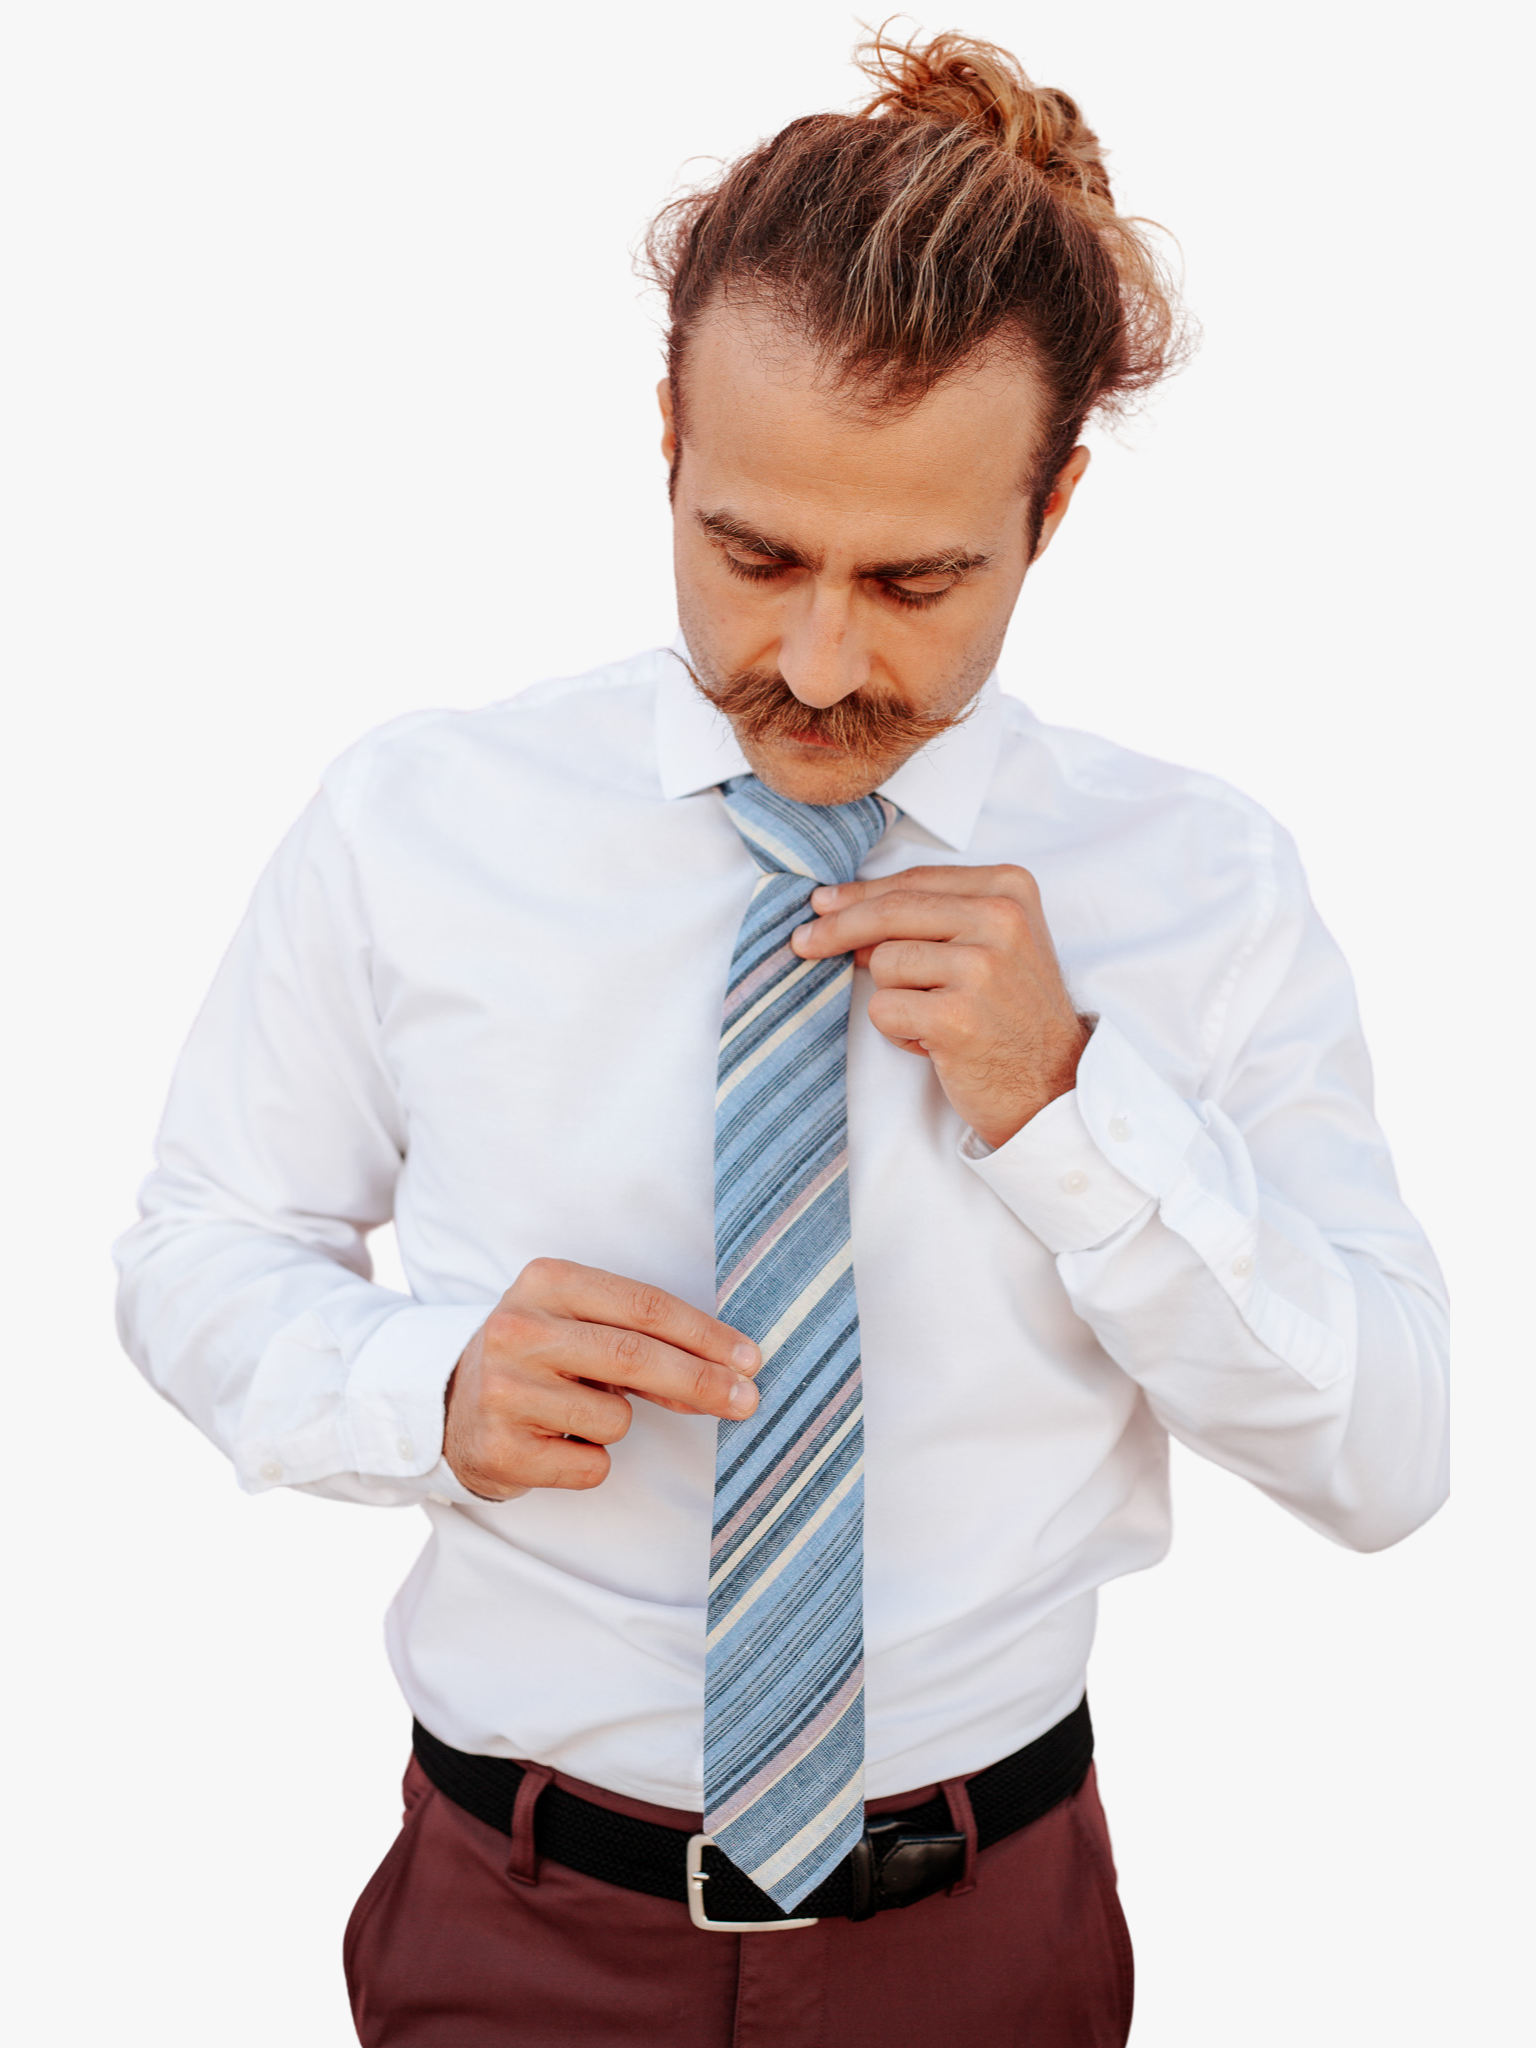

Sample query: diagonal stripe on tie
[704,772,895,1914]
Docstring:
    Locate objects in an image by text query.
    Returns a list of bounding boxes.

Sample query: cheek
[876,613,1010,717]
[676,541,781,662]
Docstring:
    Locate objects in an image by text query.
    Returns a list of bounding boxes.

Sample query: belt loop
[508,1763,553,1886]
[941,1775,979,1896]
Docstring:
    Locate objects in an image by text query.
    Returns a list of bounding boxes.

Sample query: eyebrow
[696,508,990,583]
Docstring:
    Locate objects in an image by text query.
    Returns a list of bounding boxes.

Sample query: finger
[866,937,965,990]
[472,1431,614,1495]
[810,863,1040,913]
[794,890,1025,958]
[522,1437,613,1490]
[486,1368,637,1446]
[866,986,960,1049]
[509,1259,760,1375]
[498,1308,759,1421]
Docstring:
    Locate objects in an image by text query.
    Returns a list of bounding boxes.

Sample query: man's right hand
[442,1258,761,1499]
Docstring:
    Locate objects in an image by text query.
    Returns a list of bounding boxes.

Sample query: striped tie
[705,773,894,1914]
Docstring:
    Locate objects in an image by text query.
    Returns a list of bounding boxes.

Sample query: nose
[776,581,872,707]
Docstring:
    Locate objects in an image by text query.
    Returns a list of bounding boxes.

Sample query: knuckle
[485,1306,538,1355]
[935,993,971,1036]
[610,1326,649,1373]
[557,1393,598,1438]
[515,1255,565,1296]
[572,1388,631,1443]
[624,1282,671,1331]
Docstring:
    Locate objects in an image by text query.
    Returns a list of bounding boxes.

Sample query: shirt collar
[653,638,1003,853]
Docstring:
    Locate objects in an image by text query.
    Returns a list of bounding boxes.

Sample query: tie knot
[721,775,894,887]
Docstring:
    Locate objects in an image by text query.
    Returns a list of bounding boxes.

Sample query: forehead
[678,305,1044,546]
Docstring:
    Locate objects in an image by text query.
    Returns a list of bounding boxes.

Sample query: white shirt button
[397,1436,414,1461]
[1107,1116,1132,1142]
[1060,1170,1091,1195]
[259,1458,282,1482]
[1230,1255,1254,1279]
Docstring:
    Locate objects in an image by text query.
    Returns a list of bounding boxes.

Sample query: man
[116,30,1448,2046]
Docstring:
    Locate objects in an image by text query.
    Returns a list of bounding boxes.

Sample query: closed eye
[723,553,791,585]
[723,558,961,608]
[876,577,956,611]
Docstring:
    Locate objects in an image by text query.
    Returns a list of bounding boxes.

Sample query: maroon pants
[345,1755,1133,2046]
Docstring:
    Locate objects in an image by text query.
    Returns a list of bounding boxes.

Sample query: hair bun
[856,28,1114,217]
[646,23,1187,511]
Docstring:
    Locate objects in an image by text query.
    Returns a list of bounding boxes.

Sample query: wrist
[971,1012,1094,1151]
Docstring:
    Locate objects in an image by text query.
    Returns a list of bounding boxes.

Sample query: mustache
[695,665,970,757]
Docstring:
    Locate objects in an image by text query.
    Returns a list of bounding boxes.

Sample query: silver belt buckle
[685,1833,819,1932]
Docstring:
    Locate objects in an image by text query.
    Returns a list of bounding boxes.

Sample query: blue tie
[705,774,894,1913]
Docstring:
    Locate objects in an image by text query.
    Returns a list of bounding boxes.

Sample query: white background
[1,2,1526,2040]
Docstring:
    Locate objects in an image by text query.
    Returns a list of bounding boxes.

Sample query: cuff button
[1060,1170,1090,1195]
[1230,1255,1254,1278]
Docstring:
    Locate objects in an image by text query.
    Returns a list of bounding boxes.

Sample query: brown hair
[646,28,1187,540]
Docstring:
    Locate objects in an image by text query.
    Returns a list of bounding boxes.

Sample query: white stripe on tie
[707,1402,865,1592]
[705,1457,862,1650]
[746,1775,867,1896]
[714,965,851,1108]
[718,952,820,1053]
[731,816,821,879]
[752,1241,854,1361]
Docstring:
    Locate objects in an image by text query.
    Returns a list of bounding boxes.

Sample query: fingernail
[728,1379,758,1416]
[731,1342,760,1373]
[811,885,838,908]
[790,923,810,952]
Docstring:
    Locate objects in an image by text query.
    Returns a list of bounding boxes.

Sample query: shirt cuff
[959,1018,1202,1253]
[341,1300,492,1484]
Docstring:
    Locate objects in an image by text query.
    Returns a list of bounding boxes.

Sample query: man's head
[646,30,1183,803]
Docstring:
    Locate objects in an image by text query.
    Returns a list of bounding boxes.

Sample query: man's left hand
[791,864,1089,1150]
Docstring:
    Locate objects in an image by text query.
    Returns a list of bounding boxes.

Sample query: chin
[742,737,891,807]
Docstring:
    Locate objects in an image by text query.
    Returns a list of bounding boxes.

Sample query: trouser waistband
[412,1695,1093,1924]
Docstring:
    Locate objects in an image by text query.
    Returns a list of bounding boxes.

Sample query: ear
[657,378,677,467]
[1031,445,1092,560]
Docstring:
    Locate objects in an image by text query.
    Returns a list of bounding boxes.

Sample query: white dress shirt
[115,643,1449,1807]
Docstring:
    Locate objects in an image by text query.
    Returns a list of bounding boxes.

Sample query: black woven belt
[412,1694,1092,1925]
